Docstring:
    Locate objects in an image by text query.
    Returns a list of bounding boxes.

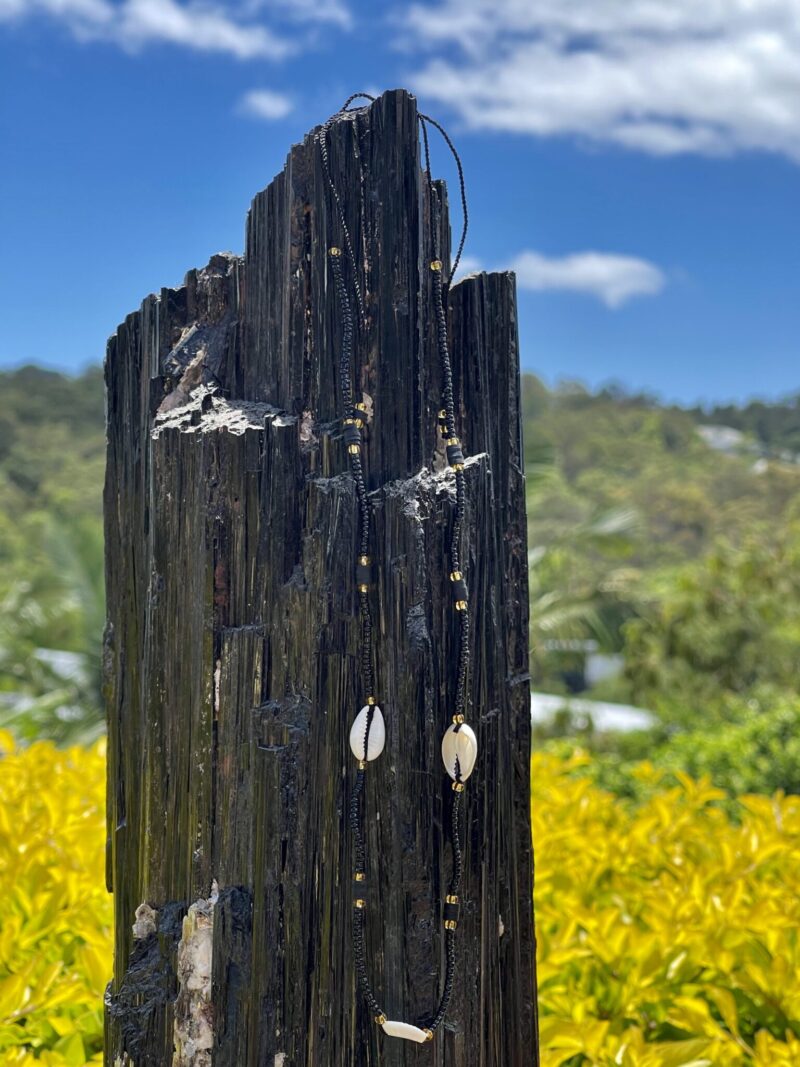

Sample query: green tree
[0,366,105,743]
[621,529,800,724]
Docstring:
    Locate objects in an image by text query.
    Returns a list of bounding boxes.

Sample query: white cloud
[0,0,110,23]
[404,0,800,161]
[239,88,293,120]
[266,0,350,28]
[0,0,350,57]
[510,250,665,307]
[114,0,289,57]
[449,247,666,305]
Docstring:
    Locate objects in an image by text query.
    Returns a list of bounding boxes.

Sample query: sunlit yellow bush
[533,751,800,1066]
[2,738,799,1065]
[0,731,108,1065]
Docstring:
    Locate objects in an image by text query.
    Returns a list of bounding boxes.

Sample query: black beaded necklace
[318,93,476,1045]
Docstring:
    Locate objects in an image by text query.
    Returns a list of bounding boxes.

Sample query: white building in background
[696,425,747,453]
[530,692,654,734]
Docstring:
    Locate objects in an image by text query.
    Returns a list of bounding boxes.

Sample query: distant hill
[522,374,800,569]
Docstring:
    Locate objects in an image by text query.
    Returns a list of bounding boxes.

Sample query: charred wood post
[103,88,537,1067]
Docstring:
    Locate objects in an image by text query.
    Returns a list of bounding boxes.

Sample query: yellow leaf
[707,987,740,1037]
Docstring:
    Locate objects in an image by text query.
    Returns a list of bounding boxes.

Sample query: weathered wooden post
[103,88,537,1066]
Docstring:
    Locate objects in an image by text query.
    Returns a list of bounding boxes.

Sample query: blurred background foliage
[0,732,107,1065]
[531,751,800,1067]
[521,373,800,802]
[0,367,105,745]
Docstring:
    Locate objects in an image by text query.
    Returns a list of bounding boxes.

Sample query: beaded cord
[318,93,472,1039]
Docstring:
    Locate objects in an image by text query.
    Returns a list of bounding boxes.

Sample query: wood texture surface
[103,88,537,1066]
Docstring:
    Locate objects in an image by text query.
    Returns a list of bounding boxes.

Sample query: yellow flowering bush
[1,737,799,1065]
[0,732,109,1065]
[533,752,800,1066]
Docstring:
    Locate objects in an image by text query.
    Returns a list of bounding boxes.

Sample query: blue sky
[1,0,799,404]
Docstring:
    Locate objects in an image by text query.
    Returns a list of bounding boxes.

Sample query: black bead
[343,422,362,446]
[451,577,468,601]
[356,562,373,586]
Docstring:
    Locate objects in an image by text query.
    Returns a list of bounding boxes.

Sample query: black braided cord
[318,93,472,1038]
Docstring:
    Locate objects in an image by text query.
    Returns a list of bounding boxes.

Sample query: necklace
[318,93,477,1045]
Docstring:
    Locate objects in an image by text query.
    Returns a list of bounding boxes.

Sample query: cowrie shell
[349,705,385,761]
[382,1020,429,1043]
[441,723,478,781]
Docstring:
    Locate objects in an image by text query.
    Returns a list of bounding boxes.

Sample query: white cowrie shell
[441,723,478,781]
[349,705,386,761]
[381,1020,430,1043]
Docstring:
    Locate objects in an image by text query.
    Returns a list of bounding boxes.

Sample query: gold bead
[455,600,468,611]
[358,583,369,593]
[343,417,364,429]
[446,894,459,904]
[452,714,465,725]
[375,1014,387,1026]
[446,437,460,447]
[355,401,368,412]
[438,408,447,419]
[358,555,370,566]
[348,444,360,454]
[424,1029,434,1041]
[355,872,366,882]
[366,696,376,706]
[444,919,458,930]
[329,246,342,256]
[430,259,442,271]
[452,781,464,792]
[358,759,367,770]
[354,899,366,909]
[453,462,465,471]
[449,571,462,582]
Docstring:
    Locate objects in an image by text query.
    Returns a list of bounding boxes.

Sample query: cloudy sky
[1,0,799,402]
